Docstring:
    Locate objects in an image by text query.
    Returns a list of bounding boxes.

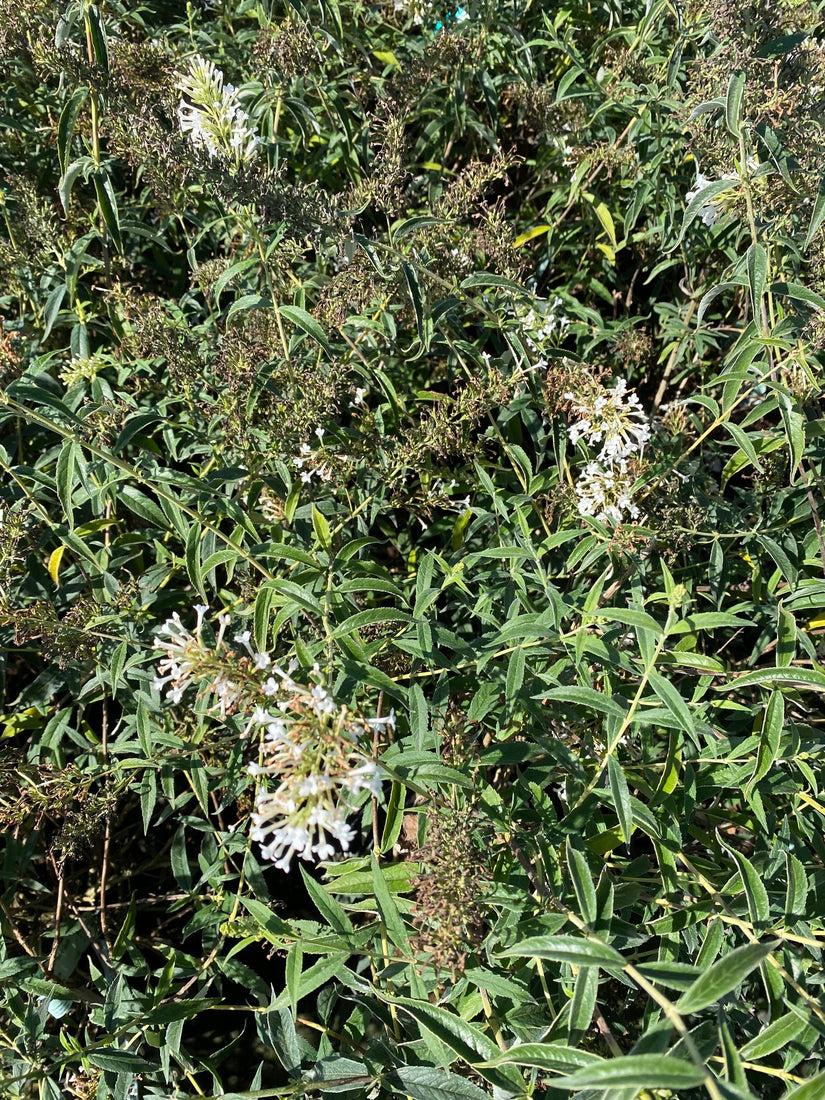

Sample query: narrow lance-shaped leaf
[607,755,634,844]
[58,87,89,178]
[566,838,597,924]
[544,1054,706,1091]
[675,940,777,1014]
[568,964,598,1046]
[497,935,623,968]
[746,690,784,793]
[93,170,123,253]
[725,70,746,137]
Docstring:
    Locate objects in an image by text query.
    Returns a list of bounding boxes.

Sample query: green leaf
[408,683,429,750]
[139,769,156,834]
[185,524,206,602]
[59,155,93,213]
[756,535,798,587]
[372,854,409,951]
[312,504,331,551]
[783,1070,825,1100]
[385,995,523,1092]
[541,686,627,719]
[718,839,770,930]
[226,294,273,324]
[740,1009,811,1060]
[583,607,664,636]
[718,667,825,691]
[676,941,777,1014]
[237,893,295,940]
[785,852,808,920]
[607,755,634,843]
[746,242,768,310]
[93,170,122,253]
[299,867,354,935]
[258,1005,301,1077]
[268,577,323,616]
[566,838,597,924]
[332,608,411,639]
[119,484,168,529]
[385,1066,490,1100]
[42,284,67,341]
[497,935,623,968]
[84,4,109,74]
[279,303,333,357]
[725,71,746,137]
[285,940,302,1016]
[460,272,526,293]
[380,780,405,854]
[392,215,453,240]
[647,670,695,736]
[770,281,825,310]
[111,894,137,960]
[271,953,350,1009]
[481,1044,603,1071]
[568,964,598,1046]
[212,255,261,306]
[58,86,89,177]
[402,262,433,353]
[505,646,526,703]
[746,691,784,793]
[634,961,702,991]
[544,1054,705,1091]
[56,439,81,529]
[668,612,753,634]
[87,1050,155,1073]
[724,421,764,475]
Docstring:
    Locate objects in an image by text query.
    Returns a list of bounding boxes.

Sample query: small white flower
[176,54,259,168]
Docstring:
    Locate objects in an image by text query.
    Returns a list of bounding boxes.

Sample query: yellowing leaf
[514,225,552,247]
[592,201,617,247]
[48,546,66,586]
[373,49,400,67]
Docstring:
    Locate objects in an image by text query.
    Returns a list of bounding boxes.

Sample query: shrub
[2,1,825,1098]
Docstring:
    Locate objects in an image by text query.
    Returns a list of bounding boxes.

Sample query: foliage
[2,0,825,1098]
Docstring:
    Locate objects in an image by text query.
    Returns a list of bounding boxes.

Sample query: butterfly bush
[565,377,650,524]
[176,55,259,167]
[153,607,387,870]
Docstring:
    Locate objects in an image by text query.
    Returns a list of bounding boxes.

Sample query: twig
[0,896,38,958]
[47,854,66,973]
[99,698,111,944]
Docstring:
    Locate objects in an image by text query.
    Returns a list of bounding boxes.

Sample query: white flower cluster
[684,172,722,228]
[565,377,650,525]
[685,158,756,228]
[176,55,259,167]
[153,608,389,871]
[247,674,392,871]
[521,297,571,352]
[425,477,470,511]
[392,0,431,25]
[154,604,243,717]
[292,429,354,487]
[392,1,469,27]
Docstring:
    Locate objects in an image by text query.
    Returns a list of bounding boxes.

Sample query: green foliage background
[3,0,825,1097]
